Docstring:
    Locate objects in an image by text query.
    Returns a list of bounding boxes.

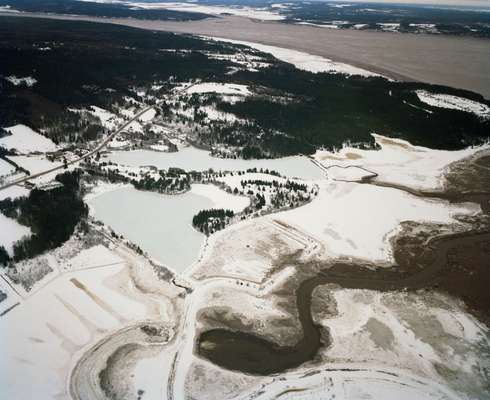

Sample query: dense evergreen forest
[0,170,88,262]
[192,208,234,234]
[1,17,489,156]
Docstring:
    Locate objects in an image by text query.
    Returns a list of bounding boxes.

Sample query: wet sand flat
[2,12,490,98]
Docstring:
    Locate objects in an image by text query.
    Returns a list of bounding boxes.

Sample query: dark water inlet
[197,185,490,375]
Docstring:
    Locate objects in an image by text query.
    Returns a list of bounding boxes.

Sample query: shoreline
[1,12,490,98]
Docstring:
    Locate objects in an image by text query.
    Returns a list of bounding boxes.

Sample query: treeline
[240,179,308,192]
[0,246,9,267]
[192,209,234,235]
[134,174,190,193]
[0,170,88,263]
[218,70,490,153]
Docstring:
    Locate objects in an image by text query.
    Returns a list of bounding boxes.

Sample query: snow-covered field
[1,124,57,153]
[0,185,29,201]
[0,242,178,400]
[6,155,64,185]
[416,90,490,119]
[205,37,382,78]
[0,213,30,255]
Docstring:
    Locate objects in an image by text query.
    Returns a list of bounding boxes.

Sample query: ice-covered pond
[89,184,249,273]
[106,146,325,180]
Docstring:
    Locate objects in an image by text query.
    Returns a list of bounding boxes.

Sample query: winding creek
[72,148,490,391]
[197,182,490,375]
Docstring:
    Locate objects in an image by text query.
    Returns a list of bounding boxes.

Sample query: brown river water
[198,179,490,375]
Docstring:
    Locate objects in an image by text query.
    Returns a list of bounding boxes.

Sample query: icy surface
[89,183,249,272]
[107,146,324,180]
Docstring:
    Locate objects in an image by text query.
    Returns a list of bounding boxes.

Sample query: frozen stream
[106,146,325,180]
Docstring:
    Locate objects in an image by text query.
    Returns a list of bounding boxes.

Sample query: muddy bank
[197,158,490,375]
[1,12,490,98]
[198,224,490,374]
[198,274,330,375]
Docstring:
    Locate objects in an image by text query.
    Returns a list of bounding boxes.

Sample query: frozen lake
[89,184,248,273]
[106,146,325,180]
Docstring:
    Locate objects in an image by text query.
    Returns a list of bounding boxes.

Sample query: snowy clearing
[89,105,120,130]
[0,185,29,201]
[137,108,156,123]
[0,213,30,255]
[205,37,382,78]
[191,183,250,213]
[1,124,57,153]
[0,159,15,177]
[185,82,251,96]
[416,90,490,119]
[4,75,37,87]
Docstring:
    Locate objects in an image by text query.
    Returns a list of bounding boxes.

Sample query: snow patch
[205,37,382,78]
[0,213,30,256]
[185,82,251,96]
[416,90,490,119]
[4,75,37,87]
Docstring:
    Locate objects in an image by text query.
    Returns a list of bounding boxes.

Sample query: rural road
[0,106,154,191]
[2,12,490,98]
